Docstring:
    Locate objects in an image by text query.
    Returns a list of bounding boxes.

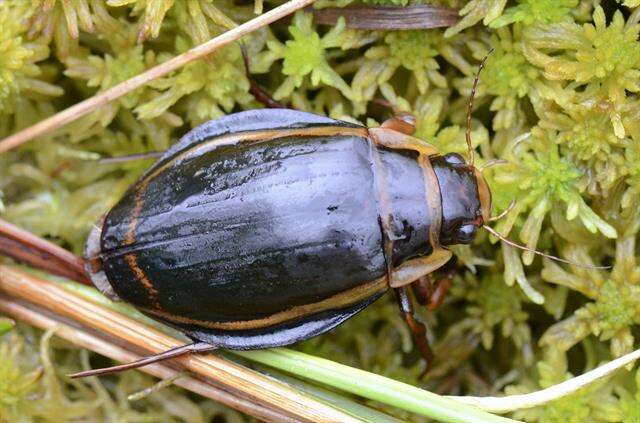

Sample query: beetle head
[428,49,606,269]
[431,153,490,246]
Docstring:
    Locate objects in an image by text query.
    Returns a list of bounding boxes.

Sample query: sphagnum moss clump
[1,1,640,421]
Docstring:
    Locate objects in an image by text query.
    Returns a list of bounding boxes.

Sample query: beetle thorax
[373,147,435,265]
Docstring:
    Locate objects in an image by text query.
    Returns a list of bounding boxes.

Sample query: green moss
[0,326,246,422]
[255,12,354,100]
[0,348,41,419]
[616,370,640,422]
[506,347,628,423]
[490,0,578,28]
[2,0,640,421]
[525,6,640,106]
[491,127,616,276]
[483,28,536,98]
[541,229,640,358]
[454,273,531,351]
[0,2,62,114]
[136,39,252,125]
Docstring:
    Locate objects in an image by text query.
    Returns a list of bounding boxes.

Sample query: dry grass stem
[0,264,360,422]
[311,5,459,30]
[0,297,295,422]
[0,218,90,283]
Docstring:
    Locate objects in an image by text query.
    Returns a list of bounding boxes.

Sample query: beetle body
[86,109,490,350]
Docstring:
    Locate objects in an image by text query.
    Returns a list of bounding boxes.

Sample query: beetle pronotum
[0,50,602,380]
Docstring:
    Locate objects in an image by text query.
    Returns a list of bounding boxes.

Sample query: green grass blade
[252,364,402,422]
[233,349,516,423]
[57,277,514,422]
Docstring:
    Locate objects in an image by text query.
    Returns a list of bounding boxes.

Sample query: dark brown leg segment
[240,44,286,109]
[68,342,218,378]
[426,275,452,311]
[411,274,433,306]
[411,272,453,311]
[394,286,433,376]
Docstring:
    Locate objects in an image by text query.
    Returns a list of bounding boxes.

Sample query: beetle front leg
[394,286,433,376]
[388,248,452,288]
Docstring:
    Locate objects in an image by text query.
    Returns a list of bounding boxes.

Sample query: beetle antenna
[482,224,610,269]
[478,158,508,172]
[466,48,493,167]
[68,342,218,378]
[488,200,516,222]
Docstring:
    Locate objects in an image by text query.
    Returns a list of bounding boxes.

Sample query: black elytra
[82,109,492,374]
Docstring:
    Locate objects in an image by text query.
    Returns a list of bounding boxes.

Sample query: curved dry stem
[0,298,294,422]
[0,218,91,284]
[448,348,640,413]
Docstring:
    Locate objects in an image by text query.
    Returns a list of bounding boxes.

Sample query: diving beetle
[0,52,585,378]
[68,51,599,378]
[66,51,505,378]
[75,105,492,375]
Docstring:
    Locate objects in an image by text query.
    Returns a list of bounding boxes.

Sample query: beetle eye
[456,224,477,244]
[443,153,466,166]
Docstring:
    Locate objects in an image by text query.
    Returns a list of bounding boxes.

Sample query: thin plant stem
[234,349,516,423]
[0,0,316,154]
[448,348,640,413]
[0,298,294,422]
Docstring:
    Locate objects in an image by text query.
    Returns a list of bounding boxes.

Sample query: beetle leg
[394,286,433,375]
[368,127,439,157]
[68,342,217,378]
[410,274,433,306]
[240,44,287,109]
[380,112,417,136]
[373,98,416,135]
[426,273,453,311]
[411,272,453,311]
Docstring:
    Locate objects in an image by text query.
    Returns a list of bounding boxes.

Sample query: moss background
[1,0,640,421]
